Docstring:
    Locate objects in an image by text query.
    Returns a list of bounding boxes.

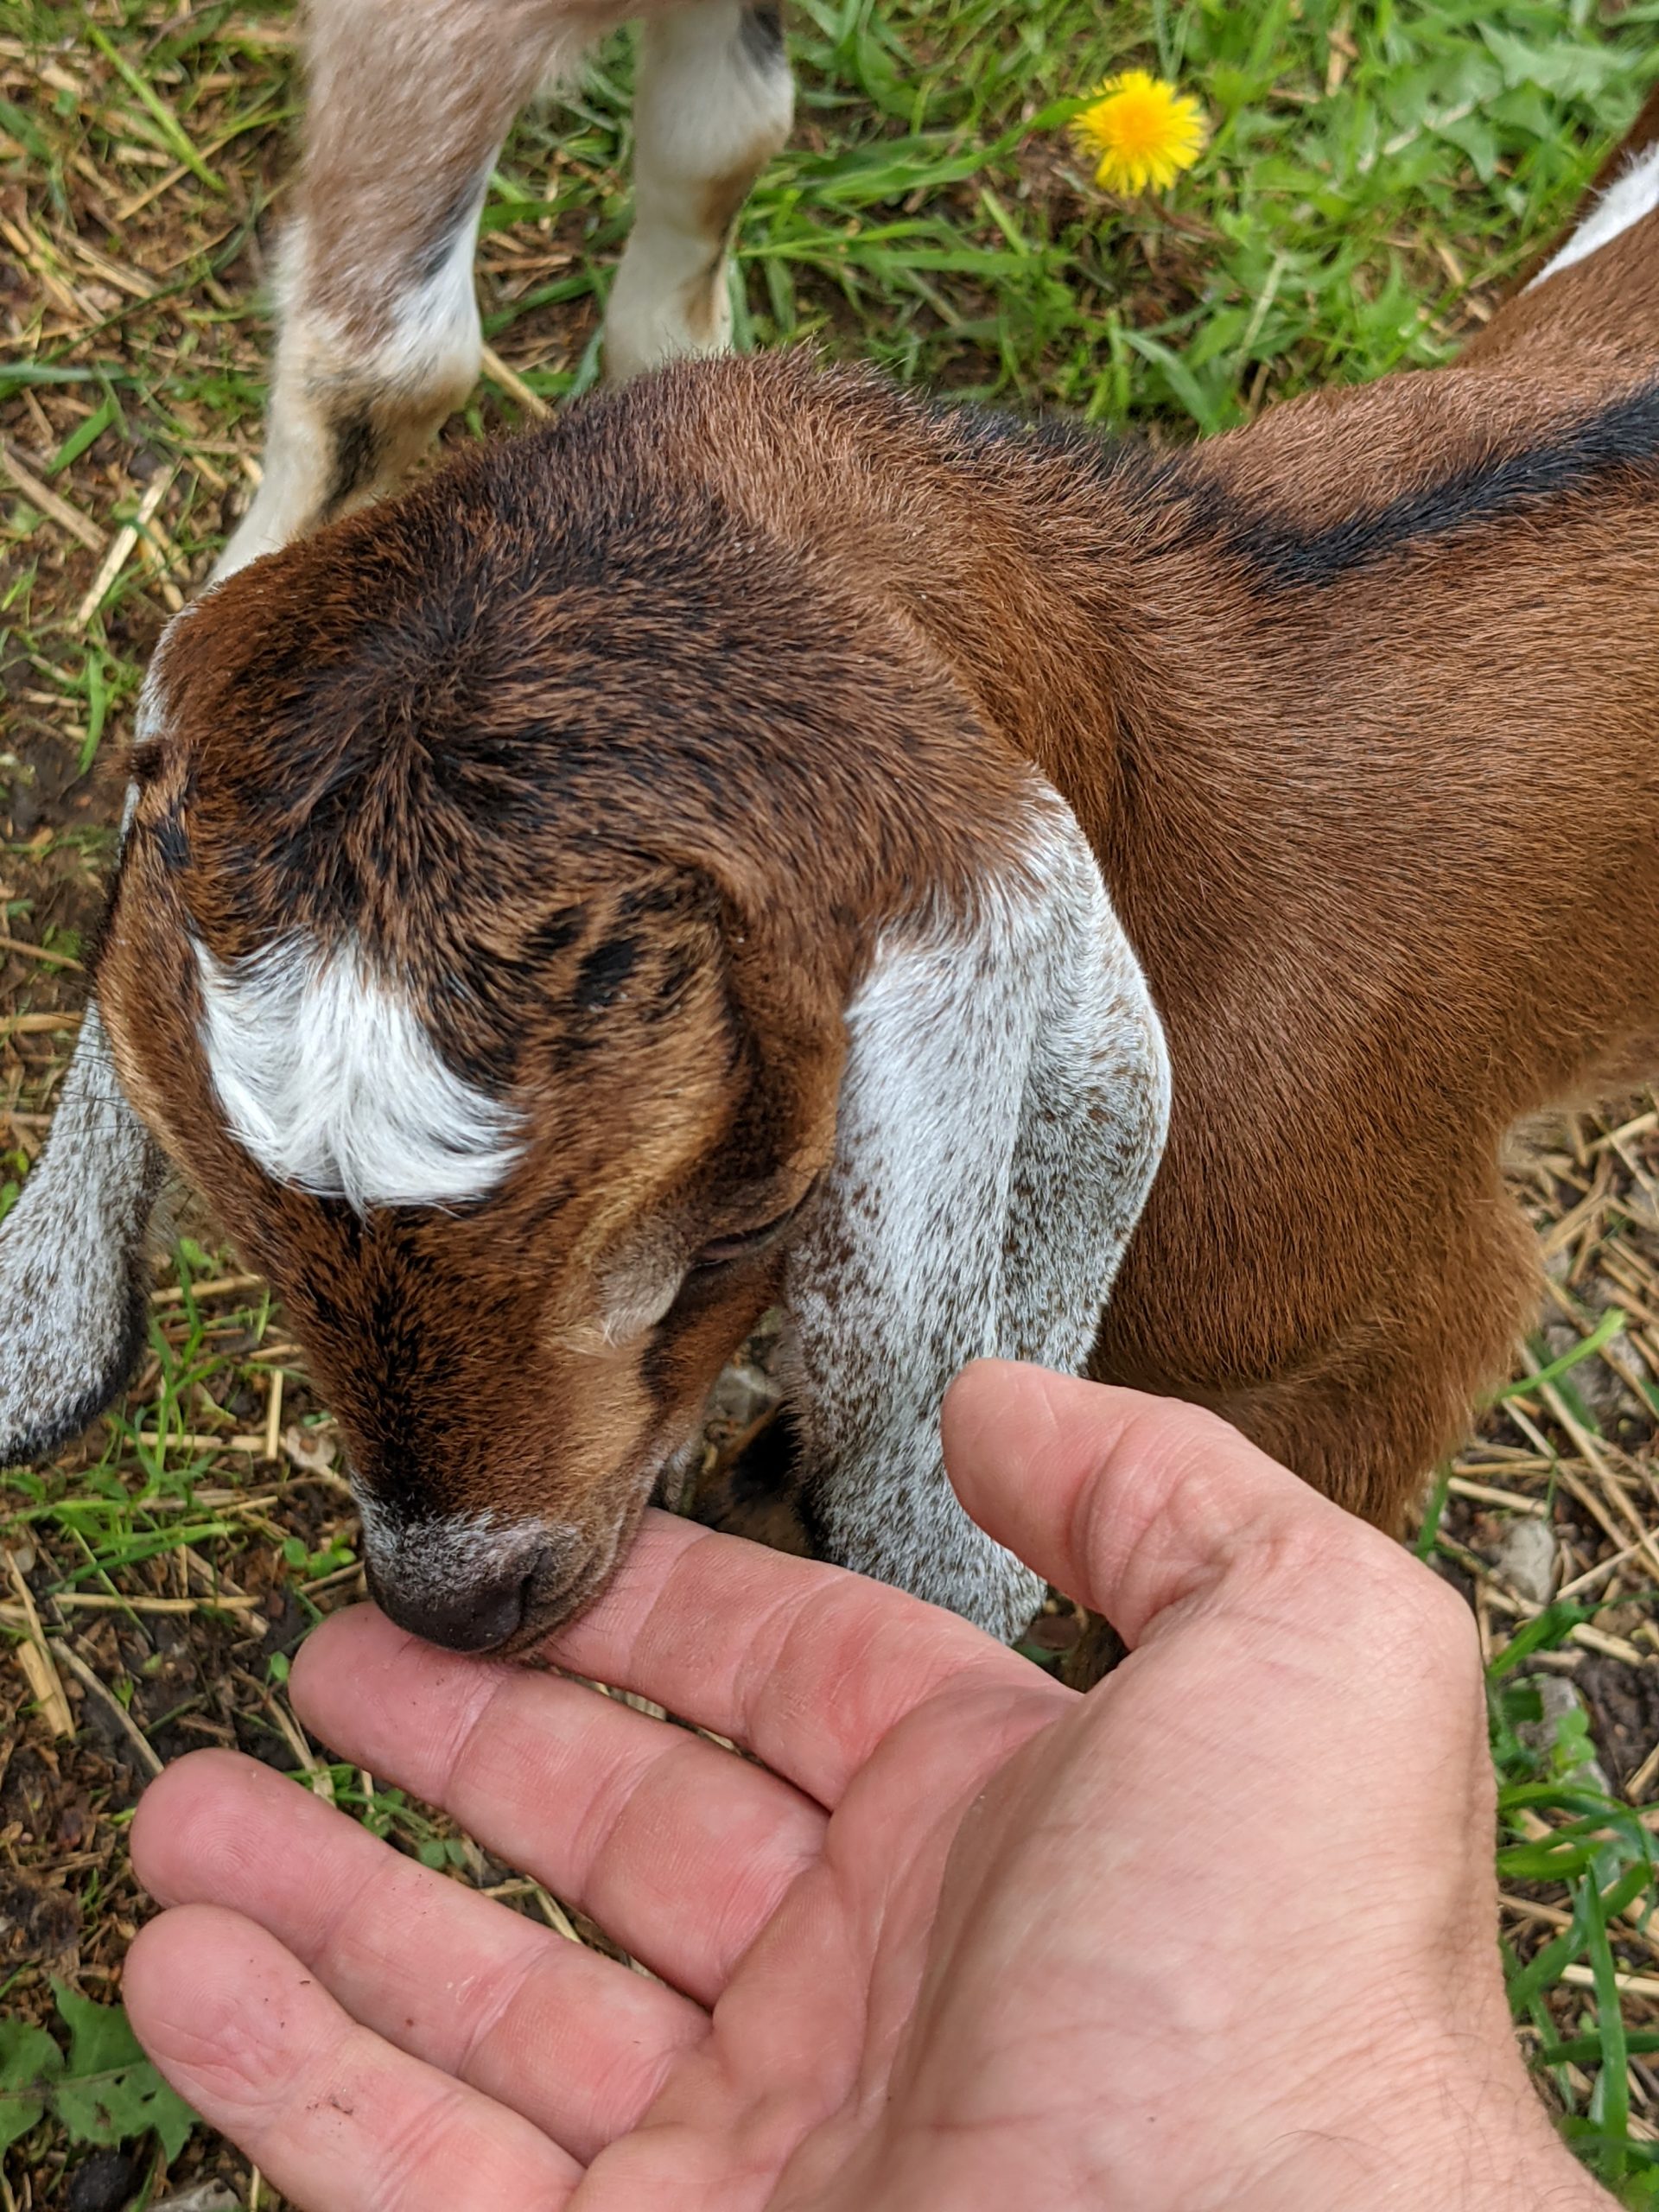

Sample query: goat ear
[781,783,1171,1640]
[0,1002,164,1463]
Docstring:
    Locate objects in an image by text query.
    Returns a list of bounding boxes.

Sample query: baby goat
[8,102,1659,1655]
[219,0,794,572]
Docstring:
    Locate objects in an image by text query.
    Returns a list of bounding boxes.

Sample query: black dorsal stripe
[1213,380,1659,588]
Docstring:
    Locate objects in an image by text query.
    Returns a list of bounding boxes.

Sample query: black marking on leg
[739,4,785,69]
[321,408,383,520]
[411,176,486,289]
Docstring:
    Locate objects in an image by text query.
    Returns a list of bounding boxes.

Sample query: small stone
[1517,1676,1613,1796]
[1493,1515,1559,1607]
[150,2187,241,2212]
[67,2148,138,2212]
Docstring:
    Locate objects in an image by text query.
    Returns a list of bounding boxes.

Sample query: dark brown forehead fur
[126,357,1053,1106]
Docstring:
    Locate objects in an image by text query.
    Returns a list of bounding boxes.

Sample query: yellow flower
[1071,70,1208,195]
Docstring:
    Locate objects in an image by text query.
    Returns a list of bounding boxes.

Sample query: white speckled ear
[781,780,1172,1641]
[0,1001,164,1465]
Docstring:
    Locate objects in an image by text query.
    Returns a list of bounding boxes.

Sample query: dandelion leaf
[51,1983,197,2160]
[0,2016,64,2155]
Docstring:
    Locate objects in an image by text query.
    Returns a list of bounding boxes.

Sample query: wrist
[823,2085,1612,2212]
[1272,2145,1610,2212]
[821,2018,1615,2212]
[1244,2073,1613,2212]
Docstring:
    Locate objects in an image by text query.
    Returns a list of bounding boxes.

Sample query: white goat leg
[218,0,576,575]
[214,211,489,577]
[221,1,793,575]
[606,3,793,379]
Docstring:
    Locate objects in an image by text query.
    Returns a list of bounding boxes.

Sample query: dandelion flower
[1071,70,1207,195]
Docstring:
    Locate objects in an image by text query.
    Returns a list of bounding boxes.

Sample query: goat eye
[688,1209,798,1274]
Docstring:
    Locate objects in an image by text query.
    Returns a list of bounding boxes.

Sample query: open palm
[127,1469,1073,2207]
[125,1364,1601,2212]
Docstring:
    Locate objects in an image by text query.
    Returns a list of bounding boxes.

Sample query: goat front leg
[218,0,569,575]
[605,3,793,379]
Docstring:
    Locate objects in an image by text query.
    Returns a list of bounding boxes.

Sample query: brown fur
[98,137,1659,1633]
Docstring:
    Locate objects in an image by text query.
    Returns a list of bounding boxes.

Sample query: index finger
[544,1511,1064,1809]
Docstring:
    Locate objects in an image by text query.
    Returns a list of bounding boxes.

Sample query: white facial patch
[195,933,522,1210]
[1530,141,1659,289]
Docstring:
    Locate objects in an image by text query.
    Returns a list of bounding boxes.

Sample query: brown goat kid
[8,104,1659,1654]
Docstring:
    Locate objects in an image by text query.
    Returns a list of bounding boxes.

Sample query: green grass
[1494,1662,1659,2201]
[4,3,1659,2204]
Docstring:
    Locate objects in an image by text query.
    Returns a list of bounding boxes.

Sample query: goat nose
[372,1553,540,1654]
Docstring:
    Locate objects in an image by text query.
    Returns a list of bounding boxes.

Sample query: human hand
[124,1365,1606,2211]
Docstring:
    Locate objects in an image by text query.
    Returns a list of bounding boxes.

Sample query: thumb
[940,1361,1389,1646]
